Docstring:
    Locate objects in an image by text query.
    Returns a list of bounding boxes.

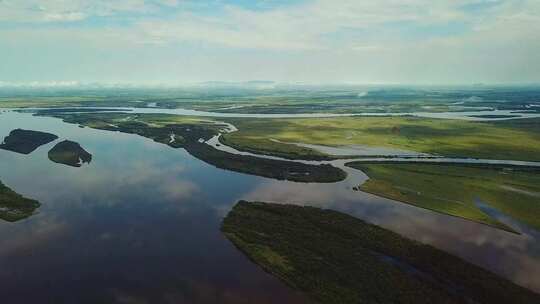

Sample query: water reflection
[241,179,540,291]
[22,106,540,121]
[0,110,539,303]
[0,112,307,303]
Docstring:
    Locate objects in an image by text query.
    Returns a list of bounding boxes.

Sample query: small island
[0,129,58,154]
[222,201,540,304]
[0,181,41,222]
[184,142,346,183]
[48,140,92,167]
[43,112,347,182]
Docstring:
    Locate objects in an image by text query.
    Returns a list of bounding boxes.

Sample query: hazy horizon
[1,0,540,84]
[2,80,540,90]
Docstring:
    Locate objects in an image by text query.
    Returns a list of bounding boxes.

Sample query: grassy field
[34,109,540,162]
[46,112,346,183]
[4,86,535,114]
[347,163,540,231]
[0,181,40,222]
[0,96,504,114]
[0,96,106,108]
[219,134,333,160]
[222,117,540,161]
[222,201,540,304]
[36,111,218,129]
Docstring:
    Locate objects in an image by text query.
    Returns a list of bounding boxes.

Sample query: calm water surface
[1,111,539,303]
[20,106,540,120]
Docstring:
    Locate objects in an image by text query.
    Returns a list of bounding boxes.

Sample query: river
[0,109,539,302]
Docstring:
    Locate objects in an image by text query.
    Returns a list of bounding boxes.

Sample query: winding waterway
[18,106,540,120]
[1,108,540,302]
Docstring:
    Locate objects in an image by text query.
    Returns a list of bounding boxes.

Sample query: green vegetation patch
[48,140,92,167]
[0,181,40,222]
[221,117,540,161]
[219,135,333,161]
[0,129,58,154]
[45,112,346,182]
[468,115,520,119]
[222,201,540,304]
[185,141,346,183]
[347,163,540,231]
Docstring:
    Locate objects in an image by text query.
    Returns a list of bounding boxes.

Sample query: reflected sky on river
[0,110,539,302]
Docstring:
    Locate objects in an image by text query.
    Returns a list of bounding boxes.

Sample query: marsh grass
[347,163,540,231]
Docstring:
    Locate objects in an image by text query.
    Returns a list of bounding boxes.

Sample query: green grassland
[347,163,540,231]
[50,112,220,133]
[44,112,346,183]
[0,181,40,222]
[3,86,536,114]
[0,96,105,108]
[219,134,333,160]
[180,99,463,114]
[0,96,486,114]
[31,108,540,162]
[221,117,540,161]
[222,201,540,304]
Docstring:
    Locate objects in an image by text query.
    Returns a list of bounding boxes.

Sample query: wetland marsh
[1,86,540,303]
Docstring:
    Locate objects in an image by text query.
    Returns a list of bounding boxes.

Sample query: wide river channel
[1,108,540,303]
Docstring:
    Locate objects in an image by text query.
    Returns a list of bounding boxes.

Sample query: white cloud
[0,0,180,22]
[44,11,87,22]
[351,45,388,52]
[1,1,537,52]
[157,0,179,7]
[0,0,538,83]
[127,0,538,51]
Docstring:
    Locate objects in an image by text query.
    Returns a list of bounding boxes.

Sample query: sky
[1,0,539,85]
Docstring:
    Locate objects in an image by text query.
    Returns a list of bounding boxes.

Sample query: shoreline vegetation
[1,89,540,301]
[29,110,540,231]
[48,140,92,167]
[185,142,346,183]
[218,134,337,161]
[347,162,540,232]
[0,129,58,155]
[0,181,40,222]
[43,112,346,183]
[222,201,540,304]
[34,110,540,164]
[1,86,538,116]
[220,116,540,162]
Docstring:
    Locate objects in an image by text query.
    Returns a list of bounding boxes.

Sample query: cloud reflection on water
[1,110,540,298]
[242,178,540,291]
